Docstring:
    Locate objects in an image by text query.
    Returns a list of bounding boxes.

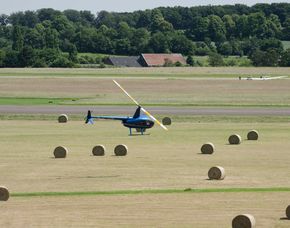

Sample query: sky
[0,0,289,14]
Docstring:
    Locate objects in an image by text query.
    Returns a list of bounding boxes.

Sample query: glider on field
[85,80,168,135]
[239,76,288,80]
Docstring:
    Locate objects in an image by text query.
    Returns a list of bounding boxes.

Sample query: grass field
[1,119,290,227]
[0,67,290,78]
[0,68,290,227]
[1,193,289,227]
[0,74,290,107]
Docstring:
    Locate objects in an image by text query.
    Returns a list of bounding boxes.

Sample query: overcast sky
[1,0,288,14]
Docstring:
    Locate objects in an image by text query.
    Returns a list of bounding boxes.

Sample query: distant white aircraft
[238,76,288,81]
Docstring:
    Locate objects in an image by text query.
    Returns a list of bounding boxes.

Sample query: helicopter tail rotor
[85,110,94,124]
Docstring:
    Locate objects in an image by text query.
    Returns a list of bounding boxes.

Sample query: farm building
[104,56,142,67]
[139,53,186,67]
[105,54,186,67]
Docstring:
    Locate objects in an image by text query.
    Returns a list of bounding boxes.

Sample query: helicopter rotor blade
[113,80,168,131]
[113,80,140,106]
[141,107,168,131]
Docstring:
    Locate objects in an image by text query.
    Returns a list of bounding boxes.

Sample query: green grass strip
[11,187,290,198]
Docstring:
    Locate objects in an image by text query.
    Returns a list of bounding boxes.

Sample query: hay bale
[162,117,172,126]
[0,186,9,201]
[92,145,105,156]
[54,146,68,158]
[208,166,225,180]
[114,144,128,156]
[58,114,68,123]
[247,130,259,140]
[201,143,215,154]
[232,214,256,228]
[286,205,290,219]
[228,134,242,145]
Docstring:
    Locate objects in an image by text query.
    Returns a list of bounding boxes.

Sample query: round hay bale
[162,117,172,126]
[201,143,215,154]
[114,144,128,156]
[92,145,105,156]
[286,205,290,219]
[232,214,256,228]
[58,114,68,123]
[53,146,68,158]
[208,166,225,180]
[0,186,9,201]
[228,134,242,145]
[247,130,259,140]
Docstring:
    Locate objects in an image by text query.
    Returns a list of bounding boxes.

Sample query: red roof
[141,53,186,66]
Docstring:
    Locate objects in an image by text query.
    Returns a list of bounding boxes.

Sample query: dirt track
[0,105,289,116]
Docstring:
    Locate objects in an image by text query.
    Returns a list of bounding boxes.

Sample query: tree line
[0,3,290,67]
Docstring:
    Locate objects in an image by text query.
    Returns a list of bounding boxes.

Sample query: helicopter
[85,80,168,135]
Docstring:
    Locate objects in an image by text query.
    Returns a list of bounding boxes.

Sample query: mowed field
[0,67,290,107]
[0,68,290,227]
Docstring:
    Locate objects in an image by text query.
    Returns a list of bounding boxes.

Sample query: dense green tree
[115,38,131,55]
[188,16,209,41]
[230,40,242,56]
[186,55,194,66]
[18,45,37,66]
[208,52,224,66]
[233,14,249,38]
[117,22,133,39]
[92,32,114,54]
[12,25,24,51]
[250,49,280,66]
[95,11,117,28]
[74,26,95,53]
[149,32,169,53]
[50,55,73,67]
[259,38,283,53]
[37,8,61,22]
[44,27,59,49]
[195,42,211,56]
[79,11,95,25]
[0,4,290,67]
[38,48,60,65]
[222,15,236,39]
[63,10,81,23]
[151,9,173,32]
[3,49,19,67]
[52,15,75,42]
[279,49,290,66]
[217,42,233,56]
[136,10,151,28]
[24,28,44,49]
[240,38,259,55]
[161,7,182,29]
[248,12,268,38]
[266,14,282,38]
[66,42,78,62]
[282,18,290,40]
[208,15,226,42]
[170,34,194,55]
[0,49,5,67]
[0,37,10,49]
[9,12,25,26]
[130,28,150,54]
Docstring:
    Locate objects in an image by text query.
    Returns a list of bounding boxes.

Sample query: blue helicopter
[85,80,168,135]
